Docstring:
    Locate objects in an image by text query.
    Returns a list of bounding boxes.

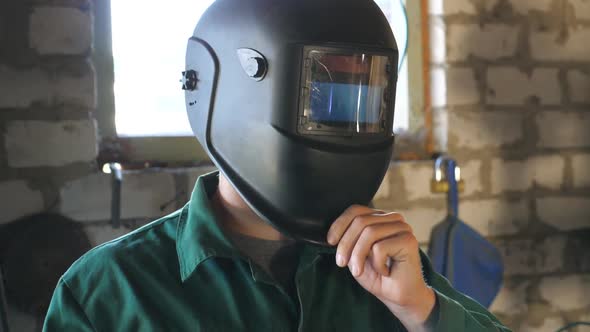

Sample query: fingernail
[351,265,360,277]
[336,254,345,267]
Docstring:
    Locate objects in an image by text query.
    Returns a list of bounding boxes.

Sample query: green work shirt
[43,172,510,332]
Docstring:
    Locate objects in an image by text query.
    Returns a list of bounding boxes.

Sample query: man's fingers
[335,212,407,267]
[327,205,376,245]
[369,233,415,277]
[347,222,412,276]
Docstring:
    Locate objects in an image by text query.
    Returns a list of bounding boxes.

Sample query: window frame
[92,0,434,167]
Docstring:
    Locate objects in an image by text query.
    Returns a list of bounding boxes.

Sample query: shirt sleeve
[420,251,512,332]
[42,279,95,332]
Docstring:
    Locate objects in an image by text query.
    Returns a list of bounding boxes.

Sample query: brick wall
[374,1,590,331]
[0,0,589,331]
[0,1,216,329]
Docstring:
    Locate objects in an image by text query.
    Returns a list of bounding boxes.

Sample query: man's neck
[211,174,286,241]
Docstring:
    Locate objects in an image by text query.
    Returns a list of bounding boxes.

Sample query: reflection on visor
[300,50,394,135]
[310,82,383,125]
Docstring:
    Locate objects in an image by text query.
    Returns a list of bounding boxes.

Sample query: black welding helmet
[184,0,398,244]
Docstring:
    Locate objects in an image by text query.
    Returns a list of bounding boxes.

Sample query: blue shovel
[427,157,504,308]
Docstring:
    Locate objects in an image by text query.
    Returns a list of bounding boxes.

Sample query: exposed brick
[373,169,391,201]
[443,0,478,14]
[510,0,553,14]
[526,155,565,189]
[499,236,566,276]
[568,70,590,104]
[447,24,519,61]
[29,7,92,55]
[449,111,523,150]
[460,199,528,236]
[60,172,177,222]
[460,159,483,196]
[491,156,565,194]
[0,180,44,224]
[537,197,590,231]
[446,67,480,105]
[53,61,96,109]
[572,154,590,187]
[571,0,590,20]
[186,166,219,196]
[487,67,560,105]
[432,108,448,152]
[539,274,590,311]
[0,66,49,108]
[520,317,566,332]
[398,207,445,243]
[400,161,438,201]
[531,27,590,61]
[491,159,528,194]
[5,120,98,167]
[490,279,530,315]
[0,64,95,109]
[84,224,132,247]
[536,111,590,149]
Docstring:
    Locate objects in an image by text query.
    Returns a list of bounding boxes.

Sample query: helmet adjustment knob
[181,70,198,91]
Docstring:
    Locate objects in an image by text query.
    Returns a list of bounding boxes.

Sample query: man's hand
[327,205,436,332]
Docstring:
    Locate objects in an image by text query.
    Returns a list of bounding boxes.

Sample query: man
[44,0,511,330]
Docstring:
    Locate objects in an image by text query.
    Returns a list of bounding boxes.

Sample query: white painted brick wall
[491,159,530,194]
[520,317,566,332]
[460,159,483,196]
[572,154,590,187]
[373,169,391,201]
[536,111,590,149]
[491,155,565,194]
[186,166,218,196]
[571,0,590,20]
[447,24,519,61]
[568,70,590,104]
[60,172,177,222]
[531,27,590,61]
[0,64,95,109]
[500,236,566,276]
[446,67,480,105]
[449,111,523,149]
[0,66,49,108]
[0,180,44,224]
[487,67,560,105]
[443,0,478,14]
[399,162,438,201]
[5,120,98,167]
[29,7,92,55]
[397,207,445,243]
[490,280,530,315]
[510,0,553,14]
[537,197,590,231]
[539,274,590,311]
[460,198,528,236]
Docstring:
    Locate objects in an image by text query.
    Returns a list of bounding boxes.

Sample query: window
[94,0,433,165]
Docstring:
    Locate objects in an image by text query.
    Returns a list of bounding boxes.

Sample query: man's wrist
[383,286,437,332]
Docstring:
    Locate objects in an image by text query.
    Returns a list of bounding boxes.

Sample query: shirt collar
[175,170,336,282]
[176,171,239,282]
